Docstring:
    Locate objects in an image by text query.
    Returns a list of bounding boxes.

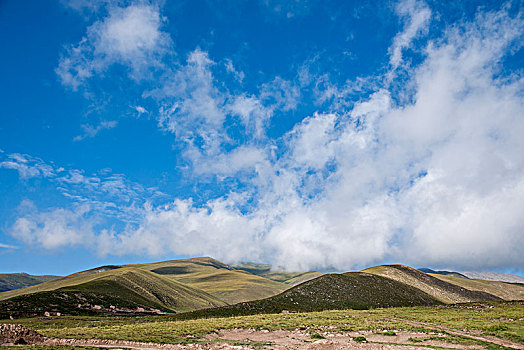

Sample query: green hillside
[134,257,288,304]
[0,257,287,313]
[0,273,60,292]
[174,272,442,320]
[0,266,129,301]
[0,267,226,318]
[363,265,501,303]
[234,262,323,286]
[429,273,524,301]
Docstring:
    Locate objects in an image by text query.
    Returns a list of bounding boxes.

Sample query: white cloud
[73,120,117,141]
[260,76,300,112]
[108,4,521,271]
[0,243,17,249]
[0,154,56,179]
[156,49,226,155]
[389,0,431,70]
[10,202,96,250]
[225,58,245,82]
[15,2,524,272]
[132,105,148,115]
[1,152,162,225]
[56,3,172,90]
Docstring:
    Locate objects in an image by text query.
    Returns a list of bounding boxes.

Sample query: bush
[408,337,423,342]
[353,336,367,342]
[311,333,325,339]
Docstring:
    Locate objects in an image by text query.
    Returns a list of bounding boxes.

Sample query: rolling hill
[0,267,227,318]
[174,272,443,320]
[131,257,289,304]
[459,271,524,284]
[362,265,501,303]
[0,273,60,292]
[0,257,288,317]
[429,273,524,301]
[2,259,520,320]
[234,262,323,286]
[417,268,468,279]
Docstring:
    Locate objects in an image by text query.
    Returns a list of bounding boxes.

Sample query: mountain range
[0,257,522,320]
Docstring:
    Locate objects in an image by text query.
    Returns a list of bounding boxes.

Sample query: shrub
[408,337,423,342]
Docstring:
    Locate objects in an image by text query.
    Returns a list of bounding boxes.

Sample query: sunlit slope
[233,262,323,286]
[362,265,501,303]
[0,266,127,301]
[0,266,225,311]
[62,267,225,311]
[174,272,442,320]
[133,257,288,304]
[0,267,226,318]
[429,273,524,301]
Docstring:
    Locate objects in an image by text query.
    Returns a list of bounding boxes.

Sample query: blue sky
[0,0,523,275]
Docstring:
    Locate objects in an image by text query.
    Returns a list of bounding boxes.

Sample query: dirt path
[204,328,486,349]
[2,322,522,349]
[388,317,524,349]
[38,328,491,349]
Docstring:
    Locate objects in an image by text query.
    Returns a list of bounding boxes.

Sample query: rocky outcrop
[0,323,45,345]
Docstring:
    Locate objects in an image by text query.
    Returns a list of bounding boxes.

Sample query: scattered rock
[0,324,45,345]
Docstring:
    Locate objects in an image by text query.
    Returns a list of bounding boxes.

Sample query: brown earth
[1,322,523,349]
[0,323,45,345]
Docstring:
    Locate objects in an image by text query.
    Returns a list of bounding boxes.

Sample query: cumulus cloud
[111,3,521,271]
[10,201,96,250]
[14,1,524,272]
[56,2,172,90]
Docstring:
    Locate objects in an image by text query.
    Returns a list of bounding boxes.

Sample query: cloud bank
[4,1,523,272]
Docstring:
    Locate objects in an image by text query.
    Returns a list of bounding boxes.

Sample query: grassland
[135,257,288,304]
[363,265,501,303]
[0,257,287,311]
[0,267,226,318]
[162,272,442,321]
[234,262,323,286]
[2,301,522,348]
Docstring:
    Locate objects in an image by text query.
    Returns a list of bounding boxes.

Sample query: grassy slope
[172,272,442,320]
[0,267,226,317]
[64,267,227,311]
[0,273,60,293]
[363,265,501,304]
[234,262,323,286]
[0,266,129,301]
[429,273,524,301]
[11,301,521,346]
[133,257,288,304]
[0,258,286,306]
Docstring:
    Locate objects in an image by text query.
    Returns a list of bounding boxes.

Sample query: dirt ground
[2,324,523,349]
